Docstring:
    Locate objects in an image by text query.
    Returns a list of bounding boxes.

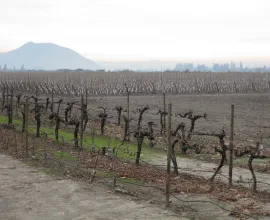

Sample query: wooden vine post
[2,84,5,110]
[85,88,88,106]
[80,95,84,149]
[229,104,234,187]
[166,103,172,207]
[163,93,166,133]
[51,87,54,113]
[24,98,29,157]
[6,85,9,105]
[125,84,130,141]
[9,88,14,124]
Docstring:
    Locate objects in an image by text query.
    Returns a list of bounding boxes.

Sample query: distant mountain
[0,42,99,70]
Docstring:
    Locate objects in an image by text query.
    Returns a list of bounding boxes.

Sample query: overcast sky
[1,0,270,64]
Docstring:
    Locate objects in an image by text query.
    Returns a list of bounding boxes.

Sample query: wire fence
[1,87,270,218]
[0,126,263,220]
[1,89,270,179]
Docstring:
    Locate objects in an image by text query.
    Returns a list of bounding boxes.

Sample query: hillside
[0,42,99,70]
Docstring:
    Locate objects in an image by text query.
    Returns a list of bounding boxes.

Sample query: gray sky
[1,0,270,63]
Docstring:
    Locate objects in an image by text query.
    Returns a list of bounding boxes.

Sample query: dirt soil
[0,126,270,219]
[86,93,270,143]
[0,152,249,220]
[0,153,187,220]
[2,92,270,219]
[12,92,270,147]
[2,153,270,220]
[149,156,270,193]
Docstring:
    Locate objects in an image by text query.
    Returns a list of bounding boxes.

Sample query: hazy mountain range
[1,42,268,72]
[0,42,99,70]
[0,42,177,71]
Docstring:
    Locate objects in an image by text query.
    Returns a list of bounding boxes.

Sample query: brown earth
[84,93,270,143]
[1,126,270,220]
[15,92,270,145]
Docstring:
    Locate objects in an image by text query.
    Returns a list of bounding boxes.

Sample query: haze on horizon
[1,0,270,66]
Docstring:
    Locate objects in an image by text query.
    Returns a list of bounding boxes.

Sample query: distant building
[3,64,7,71]
[230,61,236,71]
[212,63,230,72]
[196,64,208,72]
[175,63,194,72]
[240,62,243,72]
[174,61,270,73]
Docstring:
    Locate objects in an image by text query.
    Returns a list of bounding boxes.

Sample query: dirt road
[4,153,270,219]
[0,154,185,220]
[149,156,270,192]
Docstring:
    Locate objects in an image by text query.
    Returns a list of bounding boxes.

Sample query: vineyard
[1,71,270,96]
[1,70,270,219]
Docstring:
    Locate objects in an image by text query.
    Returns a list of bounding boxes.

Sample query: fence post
[6,85,9,105]
[15,93,18,116]
[91,78,93,96]
[85,88,88,106]
[24,98,29,157]
[234,82,238,93]
[163,93,166,133]
[51,87,54,113]
[80,95,84,149]
[215,82,220,93]
[166,103,172,207]
[2,84,5,109]
[229,104,234,187]
[9,88,14,124]
[36,88,38,100]
[127,89,130,141]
